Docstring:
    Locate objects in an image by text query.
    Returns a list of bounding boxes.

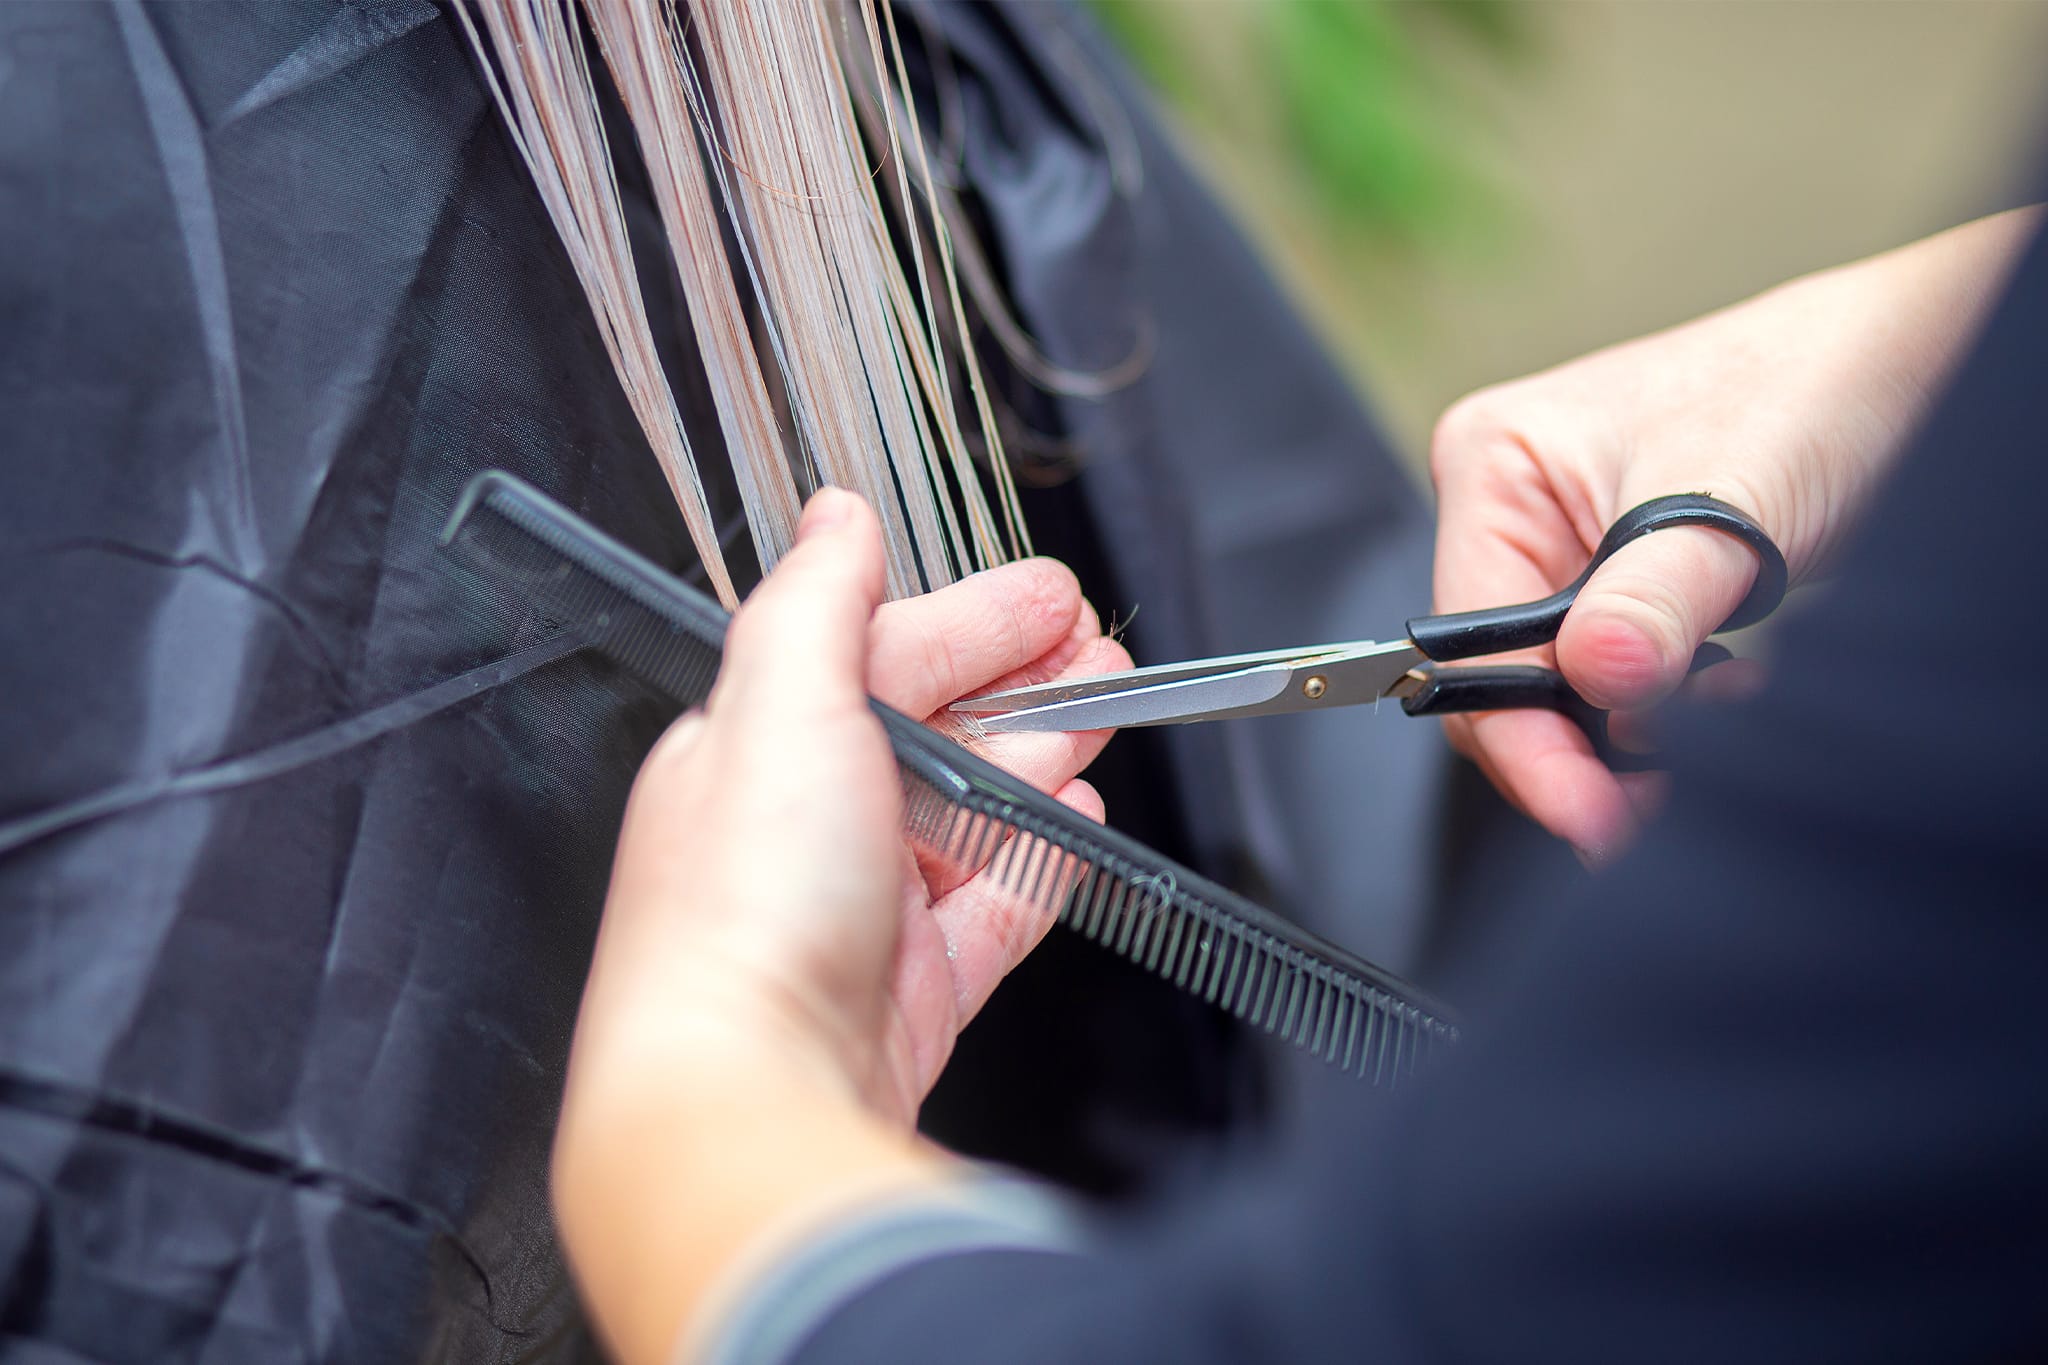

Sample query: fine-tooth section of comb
[440,472,1459,1082]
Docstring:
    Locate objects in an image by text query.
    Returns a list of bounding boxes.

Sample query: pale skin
[1431,206,2040,862]
[551,210,2041,1364]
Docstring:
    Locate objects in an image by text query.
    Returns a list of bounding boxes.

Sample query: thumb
[1554,525,1759,711]
[713,487,887,722]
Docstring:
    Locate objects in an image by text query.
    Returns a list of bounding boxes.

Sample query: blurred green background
[1087,0,2048,473]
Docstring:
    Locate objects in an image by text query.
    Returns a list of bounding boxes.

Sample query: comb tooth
[1132,903,1160,969]
[1357,1000,1381,1079]
[1246,947,1276,1029]
[1274,962,1301,1039]
[1291,978,1317,1048]
[1269,958,1298,1035]
[1167,899,1199,981]
[1010,832,1050,907]
[1143,899,1173,972]
[1042,845,1079,920]
[1201,916,1230,992]
[1231,934,1260,1011]
[976,811,1006,869]
[1111,880,1144,958]
[1265,956,1296,1035]
[1165,883,1195,959]
[937,806,970,864]
[1007,834,1040,908]
[1016,833,1048,907]
[1090,866,1122,942]
[1302,974,1327,1050]
[1167,916,1194,988]
[985,828,1016,890]
[1138,888,1171,961]
[918,796,952,857]
[1019,826,1056,912]
[1143,885,1177,971]
[1099,874,1129,947]
[995,824,1028,889]
[974,822,1007,888]
[1169,912,1203,989]
[946,808,976,866]
[1217,937,1244,1012]
[1309,972,1334,1056]
[969,809,1003,870]
[1237,941,1270,1021]
[1287,964,1313,1041]
[1056,845,1085,913]
[935,800,965,851]
[1081,863,1114,941]
[1199,927,1223,1002]
[1340,992,1362,1072]
[1211,926,1242,1006]
[1059,864,1093,932]
[1374,1009,1396,1086]
[1124,882,1156,963]
[1082,864,1115,942]
[1324,992,1350,1064]
[1142,902,1178,974]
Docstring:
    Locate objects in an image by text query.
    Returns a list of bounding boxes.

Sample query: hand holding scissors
[952,494,1787,772]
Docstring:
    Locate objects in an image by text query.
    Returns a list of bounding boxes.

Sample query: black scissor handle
[1400,643,1735,772]
[1404,493,1788,664]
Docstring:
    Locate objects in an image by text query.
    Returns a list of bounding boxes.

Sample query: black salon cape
[0,1,1453,1360]
[777,230,2048,1360]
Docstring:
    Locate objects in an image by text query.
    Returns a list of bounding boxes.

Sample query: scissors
[951,494,1789,766]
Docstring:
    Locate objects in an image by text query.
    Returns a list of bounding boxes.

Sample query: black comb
[440,471,1459,1082]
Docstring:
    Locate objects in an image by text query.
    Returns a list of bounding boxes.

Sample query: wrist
[554,995,948,1365]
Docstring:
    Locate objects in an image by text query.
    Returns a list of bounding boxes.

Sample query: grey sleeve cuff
[694,1176,1086,1365]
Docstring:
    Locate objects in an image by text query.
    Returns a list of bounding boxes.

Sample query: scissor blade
[971,640,1427,733]
[972,665,1296,732]
[951,639,1383,714]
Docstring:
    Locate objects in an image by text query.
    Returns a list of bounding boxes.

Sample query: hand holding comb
[439,472,1458,1083]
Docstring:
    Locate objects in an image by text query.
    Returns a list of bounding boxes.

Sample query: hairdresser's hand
[553,491,1125,1362]
[566,489,1125,1126]
[1429,209,2038,863]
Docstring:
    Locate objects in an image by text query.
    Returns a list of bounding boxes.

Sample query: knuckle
[1016,555,1081,607]
[1429,388,1514,484]
[912,614,956,702]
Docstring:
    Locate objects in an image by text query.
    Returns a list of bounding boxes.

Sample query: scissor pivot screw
[1302,675,1328,700]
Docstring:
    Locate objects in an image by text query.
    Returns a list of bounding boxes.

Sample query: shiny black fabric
[0,1,1455,1358]
[0,3,692,1358]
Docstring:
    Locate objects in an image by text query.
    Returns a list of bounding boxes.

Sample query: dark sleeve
[778,223,2048,1365]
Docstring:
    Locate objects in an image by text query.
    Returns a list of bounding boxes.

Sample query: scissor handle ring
[1406,493,1789,664]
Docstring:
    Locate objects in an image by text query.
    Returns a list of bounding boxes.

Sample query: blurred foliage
[1087,0,1532,256]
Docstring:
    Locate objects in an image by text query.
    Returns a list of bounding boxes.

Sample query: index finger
[866,557,1086,720]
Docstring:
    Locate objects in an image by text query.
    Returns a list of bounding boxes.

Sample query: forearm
[1761,206,2042,539]
[553,1017,956,1365]
[1832,205,2044,386]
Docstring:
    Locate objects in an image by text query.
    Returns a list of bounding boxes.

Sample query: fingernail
[802,487,855,535]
